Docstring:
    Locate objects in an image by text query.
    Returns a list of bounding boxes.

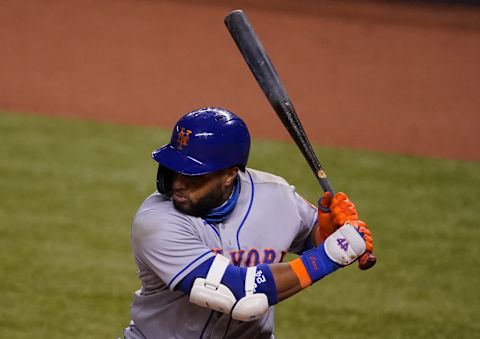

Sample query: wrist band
[290,244,341,288]
[289,258,313,288]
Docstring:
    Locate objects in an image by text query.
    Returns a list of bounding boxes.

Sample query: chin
[173,201,201,218]
[173,188,225,218]
[173,201,191,214]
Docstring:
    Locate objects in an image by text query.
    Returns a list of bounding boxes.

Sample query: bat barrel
[225,10,334,194]
[225,10,290,105]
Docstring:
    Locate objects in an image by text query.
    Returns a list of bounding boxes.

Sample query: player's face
[171,167,238,218]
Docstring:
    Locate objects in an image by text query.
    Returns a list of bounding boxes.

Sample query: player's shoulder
[242,168,292,188]
[132,192,192,232]
[135,192,172,216]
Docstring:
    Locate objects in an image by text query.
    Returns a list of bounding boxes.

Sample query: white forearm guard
[190,254,269,321]
[324,224,366,265]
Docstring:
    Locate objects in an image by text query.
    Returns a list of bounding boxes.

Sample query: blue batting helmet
[152,107,251,193]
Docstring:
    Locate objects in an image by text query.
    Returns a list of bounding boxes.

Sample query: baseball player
[121,107,374,339]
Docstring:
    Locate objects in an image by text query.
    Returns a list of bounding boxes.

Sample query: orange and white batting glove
[316,192,359,242]
[348,219,374,254]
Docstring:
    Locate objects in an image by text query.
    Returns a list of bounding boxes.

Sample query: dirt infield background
[1,0,479,161]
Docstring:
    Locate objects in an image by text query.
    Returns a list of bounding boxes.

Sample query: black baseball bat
[224,9,376,270]
[225,10,333,194]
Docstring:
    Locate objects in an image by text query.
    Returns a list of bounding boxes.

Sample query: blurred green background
[0,112,479,338]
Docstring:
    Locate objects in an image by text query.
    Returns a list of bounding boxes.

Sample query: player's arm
[273,190,374,300]
[178,220,373,321]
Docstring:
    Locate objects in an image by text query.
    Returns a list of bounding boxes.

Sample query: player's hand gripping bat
[225,9,376,270]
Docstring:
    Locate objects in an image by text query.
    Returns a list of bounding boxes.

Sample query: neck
[218,182,236,208]
[204,178,241,224]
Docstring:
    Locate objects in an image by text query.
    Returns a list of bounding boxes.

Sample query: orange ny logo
[177,127,192,150]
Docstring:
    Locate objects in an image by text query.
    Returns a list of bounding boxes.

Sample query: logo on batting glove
[337,238,349,252]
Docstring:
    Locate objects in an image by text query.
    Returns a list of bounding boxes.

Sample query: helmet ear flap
[156,165,173,196]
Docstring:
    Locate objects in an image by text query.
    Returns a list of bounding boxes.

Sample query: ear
[224,167,239,186]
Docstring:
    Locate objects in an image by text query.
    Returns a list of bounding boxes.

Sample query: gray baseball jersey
[129,168,317,339]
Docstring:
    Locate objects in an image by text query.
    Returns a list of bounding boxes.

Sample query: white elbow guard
[232,266,269,322]
[324,224,366,265]
[190,254,269,321]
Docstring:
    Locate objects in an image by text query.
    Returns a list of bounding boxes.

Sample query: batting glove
[348,219,374,254]
[317,192,359,242]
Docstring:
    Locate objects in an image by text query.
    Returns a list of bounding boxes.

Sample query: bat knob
[358,252,376,270]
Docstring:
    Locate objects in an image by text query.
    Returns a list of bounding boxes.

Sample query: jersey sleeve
[287,190,318,254]
[131,209,215,290]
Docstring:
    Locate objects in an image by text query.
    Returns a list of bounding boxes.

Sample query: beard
[173,184,227,218]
